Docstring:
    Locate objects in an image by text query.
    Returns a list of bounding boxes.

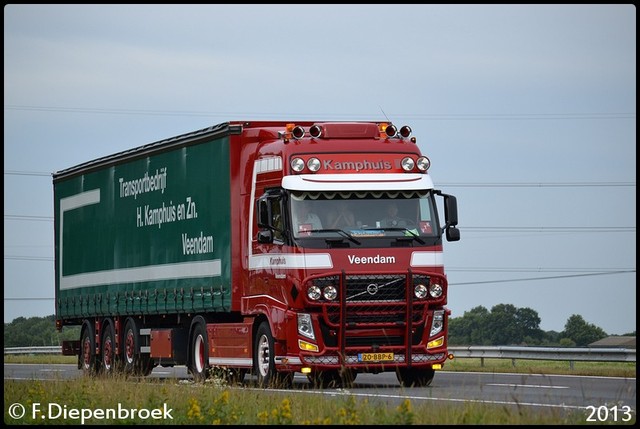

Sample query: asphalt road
[4,362,636,422]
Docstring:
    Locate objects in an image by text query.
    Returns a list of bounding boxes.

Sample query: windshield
[289,190,439,243]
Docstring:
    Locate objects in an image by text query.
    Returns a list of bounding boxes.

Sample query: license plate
[358,352,394,362]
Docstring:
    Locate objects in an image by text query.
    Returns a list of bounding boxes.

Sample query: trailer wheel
[123,318,153,376]
[254,321,293,388]
[396,367,435,387]
[101,322,118,375]
[80,324,98,376]
[189,322,210,382]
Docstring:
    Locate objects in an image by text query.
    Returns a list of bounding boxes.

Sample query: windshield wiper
[363,227,426,244]
[308,228,361,245]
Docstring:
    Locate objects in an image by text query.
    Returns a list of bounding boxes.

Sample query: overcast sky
[4,4,636,335]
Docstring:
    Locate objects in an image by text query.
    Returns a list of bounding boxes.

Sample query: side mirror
[444,195,458,227]
[446,226,460,242]
[434,190,461,242]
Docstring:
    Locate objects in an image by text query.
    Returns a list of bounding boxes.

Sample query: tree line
[3,309,635,348]
[448,303,634,347]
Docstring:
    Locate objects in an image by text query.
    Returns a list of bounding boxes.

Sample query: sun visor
[281,173,434,192]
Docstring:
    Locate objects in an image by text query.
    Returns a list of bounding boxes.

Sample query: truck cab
[246,121,460,387]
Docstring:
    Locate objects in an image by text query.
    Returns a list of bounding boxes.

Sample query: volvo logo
[366,283,379,295]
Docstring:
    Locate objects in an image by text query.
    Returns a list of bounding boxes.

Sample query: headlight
[298,313,315,340]
[430,310,444,336]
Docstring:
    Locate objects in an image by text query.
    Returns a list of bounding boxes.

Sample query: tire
[254,321,293,388]
[79,324,98,376]
[122,318,153,376]
[189,322,210,382]
[396,367,435,387]
[101,322,118,375]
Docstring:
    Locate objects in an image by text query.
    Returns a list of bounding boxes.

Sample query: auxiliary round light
[385,124,398,137]
[309,125,322,138]
[414,284,428,299]
[292,126,305,139]
[323,285,338,301]
[307,285,321,301]
[401,157,415,171]
[399,125,412,138]
[429,283,443,298]
[307,157,321,172]
[291,157,305,172]
[416,156,431,172]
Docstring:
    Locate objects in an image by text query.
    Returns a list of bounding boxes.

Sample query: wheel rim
[82,336,92,370]
[194,335,205,373]
[125,329,135,365]
[103,336,113,370]
[257,334,270,376]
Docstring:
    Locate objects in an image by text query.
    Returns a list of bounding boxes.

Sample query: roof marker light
[282,123,296,141]
[378,123,389,139]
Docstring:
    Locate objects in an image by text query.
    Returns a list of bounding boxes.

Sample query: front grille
[305,271,444,365]
[309,273,430,327]
[345,274,407,302]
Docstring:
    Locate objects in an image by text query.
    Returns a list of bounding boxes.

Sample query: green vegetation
[4,376,591,425]
[445,357,635,378]
[448,304,634,346]
[4,315,80,348]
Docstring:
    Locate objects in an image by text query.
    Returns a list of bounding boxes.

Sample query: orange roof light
[378,122,388,139]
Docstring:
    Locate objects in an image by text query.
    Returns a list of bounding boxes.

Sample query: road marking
[487,383,569,389]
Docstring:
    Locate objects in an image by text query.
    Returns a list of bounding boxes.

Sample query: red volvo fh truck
[54,120,460,388]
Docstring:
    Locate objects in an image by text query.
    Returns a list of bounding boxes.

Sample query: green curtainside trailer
[54,124,234,320]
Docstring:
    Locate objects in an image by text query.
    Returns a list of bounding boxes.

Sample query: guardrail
[4,346,62,355]
[449,346,636,369]
[5,345,636,364]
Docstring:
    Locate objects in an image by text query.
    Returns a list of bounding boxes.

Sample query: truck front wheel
[396,367,435,387]
[254,322,293,388]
